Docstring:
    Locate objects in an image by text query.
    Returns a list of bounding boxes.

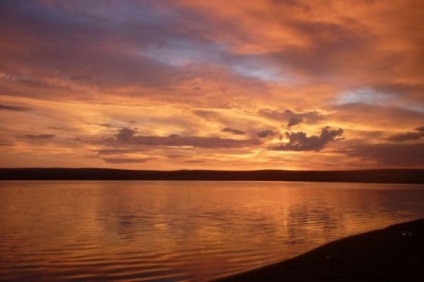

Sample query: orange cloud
[0,0,422,169]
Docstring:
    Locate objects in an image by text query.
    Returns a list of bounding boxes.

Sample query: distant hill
[0,168,423,184]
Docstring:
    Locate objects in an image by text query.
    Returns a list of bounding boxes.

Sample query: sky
[0,0,423,170]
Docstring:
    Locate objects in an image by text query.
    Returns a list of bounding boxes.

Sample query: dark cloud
[185,160,206,163]
[416,126,424,133]
[103,158,152,164]
[99,127,260,149]
[222,127,245,135]
[95,123,113,128]
[259,109,323,127]
[0,103,31,112]
[387,126,424,142]
[271,127,343,151]
[387,133,423,142]
[288,117,302,127]
[115,128,137,142]
[24,134,55,140]
[96,148,137,155]
[193,110,221,120]
[257,130,275,138]
[0,139,13,146]
[341,143,424,167]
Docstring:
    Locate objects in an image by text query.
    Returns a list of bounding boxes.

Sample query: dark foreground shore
[215,219,424,282]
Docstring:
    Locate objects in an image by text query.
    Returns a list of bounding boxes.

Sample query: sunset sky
[0,0,423,170]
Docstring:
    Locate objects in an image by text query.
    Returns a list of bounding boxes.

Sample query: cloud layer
[272,127,344,152]
[0,0,423,169]
[102,128,260,149]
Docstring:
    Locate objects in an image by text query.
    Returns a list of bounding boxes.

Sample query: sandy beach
[216,218,424,282]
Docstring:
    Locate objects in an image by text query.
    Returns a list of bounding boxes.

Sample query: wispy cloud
[222,127,245,135]
[387,126,424,142]
[257,130,276,139]
[0,103,31,112]
[259,109,324,127]
[103,157,153,164]
[98,128,261,149]
[24,134,55,140]
[340,143,424,167]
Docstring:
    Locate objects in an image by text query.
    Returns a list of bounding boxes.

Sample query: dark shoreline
[214,218,424,282]
[1,168,424,184]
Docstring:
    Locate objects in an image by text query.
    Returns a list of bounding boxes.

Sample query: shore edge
[214,218,424,282]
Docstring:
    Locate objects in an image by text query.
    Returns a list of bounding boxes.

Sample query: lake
[1,181,424,281]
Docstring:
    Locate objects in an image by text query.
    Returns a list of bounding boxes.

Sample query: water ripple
[1,181,423,281]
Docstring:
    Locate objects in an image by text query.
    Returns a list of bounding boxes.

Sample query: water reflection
[0,181,423,281]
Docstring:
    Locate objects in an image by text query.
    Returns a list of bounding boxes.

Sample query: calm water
[1,181,424,281]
